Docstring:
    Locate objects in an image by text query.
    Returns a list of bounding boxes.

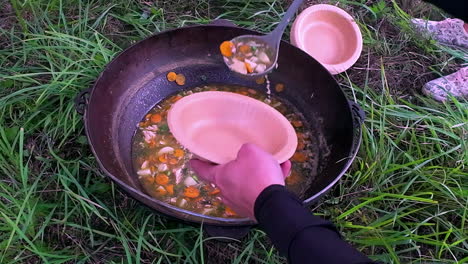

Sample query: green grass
[0,0,467,263]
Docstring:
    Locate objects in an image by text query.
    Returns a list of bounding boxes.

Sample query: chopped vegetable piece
[292,152,307,162]
[220,41,234,57]
[167,72,177,82]
[137,168,152,176]
[184,186,200,198]
[158,154,168,163]
[292,120,303,127]
[225,207,237,216]
[239,91,248,96]
[184,176,197,186]
[275,83,285,92]
[148,139,157,148]
[209,188,221,195]
[170,95,182,103]
[258,52,271,64]
[177,198,188,208]
[244,62,253,73]
[158,146,174,156]
[165,184,174,195]
[174,149,184,158]
[158,124,169,133]
[239,45,251,54]
[155,186,167,196]
[150,114,162,123]
[157,164,167,172]
[230,58,247,74]
[175,74,186,86]
[155,173,169,185]
[169,158,178,165]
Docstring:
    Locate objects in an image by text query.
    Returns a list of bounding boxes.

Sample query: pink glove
[190,143,291,220]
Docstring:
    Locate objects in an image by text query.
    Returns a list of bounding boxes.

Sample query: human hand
[190,143,291,219]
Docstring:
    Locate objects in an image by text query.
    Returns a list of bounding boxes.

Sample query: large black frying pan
[75,21,364,237]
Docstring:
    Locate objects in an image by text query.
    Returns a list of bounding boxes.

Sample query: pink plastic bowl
[167,91,298,164]
[290,4,363,75]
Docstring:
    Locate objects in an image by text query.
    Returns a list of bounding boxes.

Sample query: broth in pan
[132,85,316,218]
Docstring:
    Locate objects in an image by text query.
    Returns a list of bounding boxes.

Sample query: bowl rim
[167,91,298,164]
[291,4,363,75]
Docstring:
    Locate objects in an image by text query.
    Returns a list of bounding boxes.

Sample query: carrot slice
[275,83,285,92]
[292,152,307,162]
[175,74,186,86]
[148,139,157,148]
[165,184,174,195]
[174,149,185,158]
[239,45,251,54]
[167,72,177,82]
[219,41,234,57]
[244,62,253,73]
[155,173,169,185]
[158,154,168,163]
[169,158,178,165]
[225,207,237,216]
[150,114,162,123]
[209,188,220,195]
[183,186,200,198]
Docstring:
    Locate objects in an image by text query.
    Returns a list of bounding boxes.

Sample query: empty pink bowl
[290,4,363,75]
[167,91,298,164]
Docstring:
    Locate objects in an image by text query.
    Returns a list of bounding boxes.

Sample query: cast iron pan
[75,20,364,238]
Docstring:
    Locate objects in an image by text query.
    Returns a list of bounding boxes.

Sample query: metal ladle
[225,0,304,77]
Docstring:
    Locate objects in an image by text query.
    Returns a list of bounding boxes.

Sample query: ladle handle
[266,0,304,44]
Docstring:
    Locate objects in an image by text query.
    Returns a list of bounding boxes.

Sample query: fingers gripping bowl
[77,24,364,227]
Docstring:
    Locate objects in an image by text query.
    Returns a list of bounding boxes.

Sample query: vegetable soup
[220,39,274,75]
[132,85,316,218]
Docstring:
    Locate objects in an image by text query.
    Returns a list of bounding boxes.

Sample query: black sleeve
[422,0,467,22]
[254,185,376,264]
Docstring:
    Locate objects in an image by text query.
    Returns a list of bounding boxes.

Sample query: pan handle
[348,101,365,156]
[348,100,365,125]
[74,88,91,116]
[208,19,237,27]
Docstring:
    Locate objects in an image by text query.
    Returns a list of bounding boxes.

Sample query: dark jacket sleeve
[254,185,376,264]
[423,0,467,22]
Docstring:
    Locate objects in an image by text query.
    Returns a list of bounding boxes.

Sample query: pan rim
[83,24,362,226]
